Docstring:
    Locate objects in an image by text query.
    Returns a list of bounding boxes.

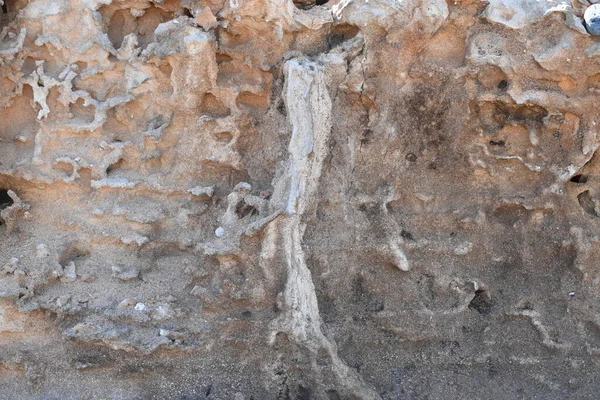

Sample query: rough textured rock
[2,0,600,398]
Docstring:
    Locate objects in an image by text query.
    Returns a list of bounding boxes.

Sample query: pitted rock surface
[2,0,600,398]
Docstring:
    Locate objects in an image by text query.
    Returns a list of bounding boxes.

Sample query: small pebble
[585,5,600,36]
[36,244,50,258]
[2,257,19,274]
[62,261,77,282]
[56,295,71,308]
[111,265,140,281]
[118,298,136,309]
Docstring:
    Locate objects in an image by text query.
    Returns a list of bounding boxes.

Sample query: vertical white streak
[268,57,379,399]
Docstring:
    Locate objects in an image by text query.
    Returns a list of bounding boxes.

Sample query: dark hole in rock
[571,174,588,184]
[102,4,174,50]
[54,161,75,178]
[384,202,392,214]
[497,80,508,90]
[182,7,193,18]
[70,98,95,123]
[235,200,258,219]
[199,92,230,118]
[400,229,414,241]
[0,0,11,27]
[0,0,25,27]
[489,140,505,146]
[215,53,232,64]
[214,131,233,144]
[106,159,124,176]
[236,91,269,112]
[512,104,548,123]
[360,128,373,146]
[274,332,289,345]
[293,0,329,10]
[578,190,598,217]
[0,189,14,210]
[276,100,286,116]
[469,288,493,314]
[518,301,533,311]
[405,152,417,162]
[59,243,90,266]
[0,189,14,226]
[479,101,548,133]
[327,23,360,49]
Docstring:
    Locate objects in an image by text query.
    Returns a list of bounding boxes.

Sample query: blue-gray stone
[585,4,600,36]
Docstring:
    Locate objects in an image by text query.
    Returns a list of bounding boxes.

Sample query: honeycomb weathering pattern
[2,0,600,398]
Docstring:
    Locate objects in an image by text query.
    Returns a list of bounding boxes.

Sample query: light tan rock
[2,0,600,398]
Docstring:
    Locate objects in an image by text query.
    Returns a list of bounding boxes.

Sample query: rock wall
[2,0,600,398]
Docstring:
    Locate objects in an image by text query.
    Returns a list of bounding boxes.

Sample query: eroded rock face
[2,0,600,398]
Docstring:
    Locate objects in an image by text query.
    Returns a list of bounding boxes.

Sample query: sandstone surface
[2,0,600,398]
